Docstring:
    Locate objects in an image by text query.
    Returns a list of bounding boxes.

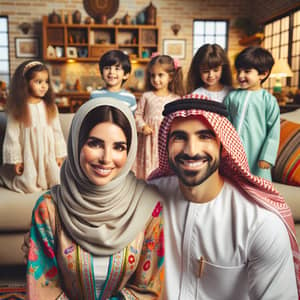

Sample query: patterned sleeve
[52,106,67,159]
[26,193,68,300]
[3,114,23,164]
[119,201,164,299]
[135,93,147,132]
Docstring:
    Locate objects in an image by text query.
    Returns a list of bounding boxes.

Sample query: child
[134,54,184,179]
[187,43,232,102]
[90,50,137,113]
[0,60,66,193]
[224,46,280,181]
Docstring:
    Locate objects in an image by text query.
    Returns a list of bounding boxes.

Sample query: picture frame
[66,47,78,58]
[163,39,186,59]
[15,37,39,58]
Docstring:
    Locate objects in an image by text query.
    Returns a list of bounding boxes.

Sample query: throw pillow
[272,119,300,186]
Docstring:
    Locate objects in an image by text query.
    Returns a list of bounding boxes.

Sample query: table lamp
[269,58,293,93]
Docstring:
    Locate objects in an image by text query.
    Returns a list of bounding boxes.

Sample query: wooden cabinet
[42,16,160,62]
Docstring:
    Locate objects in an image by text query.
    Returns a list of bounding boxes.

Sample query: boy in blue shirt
[90,50,137,114]
[224,46,280,181]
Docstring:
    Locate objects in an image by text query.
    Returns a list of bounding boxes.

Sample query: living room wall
[0,0,297,88]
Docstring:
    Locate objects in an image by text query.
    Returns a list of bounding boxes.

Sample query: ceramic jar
[146,2,156,25]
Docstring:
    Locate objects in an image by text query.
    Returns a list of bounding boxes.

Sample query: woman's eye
[86,139,102,148]
[114,143,127,151]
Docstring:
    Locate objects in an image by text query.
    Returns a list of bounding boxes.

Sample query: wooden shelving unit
[42,16,160,62]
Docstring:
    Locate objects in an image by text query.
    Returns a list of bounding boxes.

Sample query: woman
[26,98,164,299]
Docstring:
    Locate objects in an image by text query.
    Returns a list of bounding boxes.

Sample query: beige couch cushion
[274,182,300,221]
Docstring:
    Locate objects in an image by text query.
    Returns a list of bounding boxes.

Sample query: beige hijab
[51,98,162,256]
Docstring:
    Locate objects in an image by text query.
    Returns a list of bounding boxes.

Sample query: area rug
[0,286,25,299]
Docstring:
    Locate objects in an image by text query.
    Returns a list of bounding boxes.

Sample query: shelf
[42,16,160,62]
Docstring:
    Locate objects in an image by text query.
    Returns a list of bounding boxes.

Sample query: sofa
[0,109,299,266]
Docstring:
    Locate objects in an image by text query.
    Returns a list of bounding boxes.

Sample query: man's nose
[184,138,197,156]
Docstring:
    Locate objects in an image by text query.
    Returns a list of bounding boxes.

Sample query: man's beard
[168,153,219,187]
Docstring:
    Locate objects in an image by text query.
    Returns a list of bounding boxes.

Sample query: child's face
[199,65,223,90]
[28,70,49,99]
[150,64,171,92]
[102,64,128,91]
[236,68,267,91]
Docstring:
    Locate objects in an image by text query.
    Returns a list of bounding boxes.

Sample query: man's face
[167,116,221,187]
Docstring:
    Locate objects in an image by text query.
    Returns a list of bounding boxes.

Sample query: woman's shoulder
[32,190,56,213]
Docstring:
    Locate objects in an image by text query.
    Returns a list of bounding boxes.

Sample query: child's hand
[56,157,64,167]
[258,160,271,169]
[15,163,24,175]
[21,231,30,264]
[142,124,153,135]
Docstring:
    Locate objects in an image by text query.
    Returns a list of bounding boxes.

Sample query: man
[148,94,299,299]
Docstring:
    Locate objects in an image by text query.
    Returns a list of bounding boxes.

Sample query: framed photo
[15,37,39,58]
[163,39,186,59]
[66,47,78,58]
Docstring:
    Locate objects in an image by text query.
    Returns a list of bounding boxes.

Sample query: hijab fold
[52,98,162,256]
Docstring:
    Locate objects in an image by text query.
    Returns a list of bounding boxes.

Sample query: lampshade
[269,58,293,93]
[270,58,293,78]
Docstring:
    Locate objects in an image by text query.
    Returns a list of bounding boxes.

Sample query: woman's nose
[100,147,111,163]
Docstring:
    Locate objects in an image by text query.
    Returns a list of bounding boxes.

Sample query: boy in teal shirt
[224,46,280,181]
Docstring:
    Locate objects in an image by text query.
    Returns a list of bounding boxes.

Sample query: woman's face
[80,121,128,186]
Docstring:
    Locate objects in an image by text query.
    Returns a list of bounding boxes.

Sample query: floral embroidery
[43,241,55,258]
[128,254,135,264]
[64,244,75,255]
[45,266,58,279]
[152,202,162,217]
[143,260,151,271]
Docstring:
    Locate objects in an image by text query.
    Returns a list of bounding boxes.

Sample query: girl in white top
[187,43,232,102]
[0,60,66,192]
[134,54,184,179]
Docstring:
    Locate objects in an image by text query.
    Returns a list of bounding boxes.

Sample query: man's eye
[199,133,214,140]
[173,134,186,141]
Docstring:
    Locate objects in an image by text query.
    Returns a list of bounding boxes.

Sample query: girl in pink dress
[134,55,184,179]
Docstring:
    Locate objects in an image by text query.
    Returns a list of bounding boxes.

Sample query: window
[264,9,300,90]
[193,20,229,54]
[0,16,10,85]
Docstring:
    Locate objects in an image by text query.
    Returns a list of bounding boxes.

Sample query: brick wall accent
[0,0,297,88]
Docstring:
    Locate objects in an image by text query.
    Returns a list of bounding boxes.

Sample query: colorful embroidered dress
[27,192,164,300]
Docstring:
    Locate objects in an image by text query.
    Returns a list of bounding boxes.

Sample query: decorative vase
[146,2,156,25]
[136,11,145,25]
[72,10,81,24]
[48,10,61,24]
[123,13,131,25]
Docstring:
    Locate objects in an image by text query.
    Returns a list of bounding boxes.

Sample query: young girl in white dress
[187,43,233,102]
[0,60,66,192]
[134,54,184,179]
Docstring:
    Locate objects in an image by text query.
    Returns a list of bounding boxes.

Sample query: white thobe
[150,176,297,300]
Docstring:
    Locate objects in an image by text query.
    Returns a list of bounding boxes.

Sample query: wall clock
[83,0,119,22]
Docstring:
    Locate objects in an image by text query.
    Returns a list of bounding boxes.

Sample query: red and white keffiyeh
[148,93,300,296]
